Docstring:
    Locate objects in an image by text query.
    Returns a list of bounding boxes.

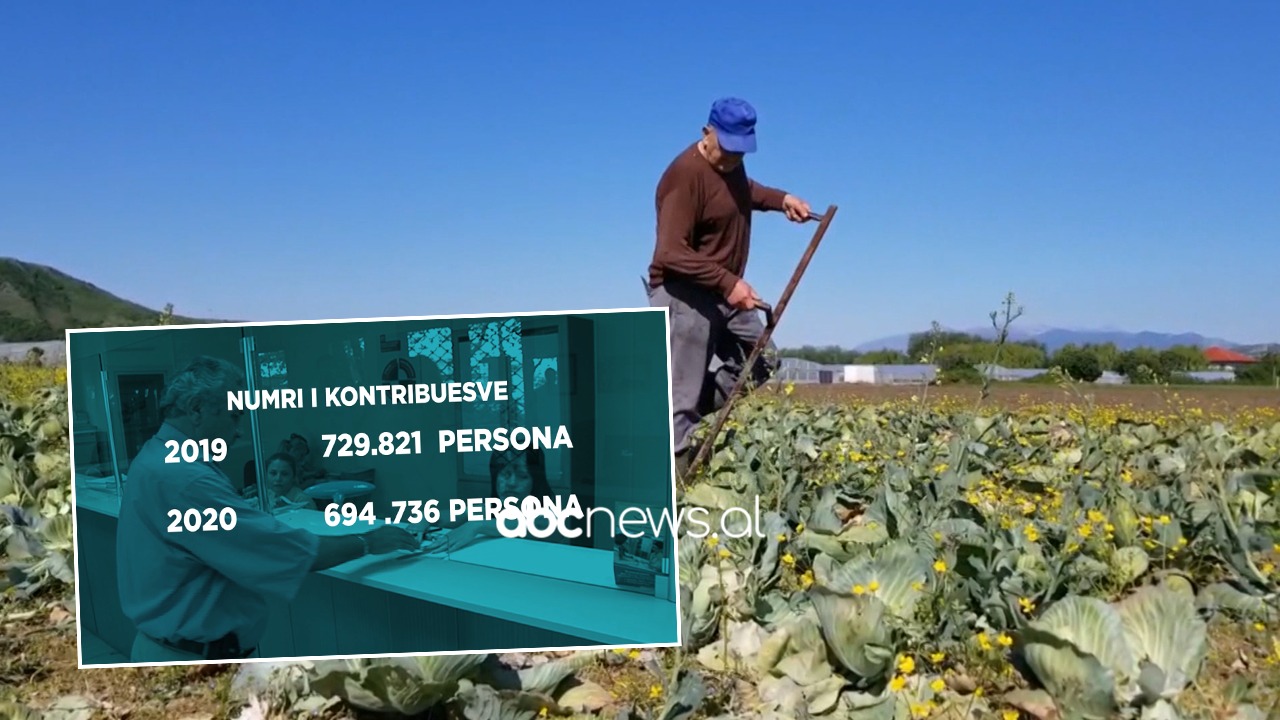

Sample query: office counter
[73,474,678,664]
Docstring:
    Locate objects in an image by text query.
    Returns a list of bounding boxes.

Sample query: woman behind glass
[421,446,560,553]
[244,451,312,512]
[281,433,327,486]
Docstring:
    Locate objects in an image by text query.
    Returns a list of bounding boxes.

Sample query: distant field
[788,380,1280,413]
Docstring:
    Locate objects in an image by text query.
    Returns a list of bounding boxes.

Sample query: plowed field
[789,381,1280,414]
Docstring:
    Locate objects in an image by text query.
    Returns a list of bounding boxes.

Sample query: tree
[906,330,984,364]
[936,352,983,385]
[1116,348,1168,384]
[1050,344,1103,382]
[859,349,909,364]
[1081,342,1121,372]
[1236,353,1280,387]
[994,342,1049,369]
[1159,344,1207,373]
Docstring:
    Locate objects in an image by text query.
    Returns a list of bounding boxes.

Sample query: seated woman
[420,446,561,554]
[281,433,327,486]
[243,452,312,512]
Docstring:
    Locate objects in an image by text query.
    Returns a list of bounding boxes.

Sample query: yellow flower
[933,560,948,573]
[649,684,663,698]
[706,536,719,547]
[718,548,730,559]
[898,655,916,674]
[1003,711,1019,720]
[795,522,805,534]
[539,708,549,718]
[930,678,946,693]
[776,533,788,542]
[629,649,641,659]
[910,702,933,718]
[800,569,814,589]
[1158,515,1171,525]
[1254,622,1266,632]
[911,581,925,591]
[853,584,866,595]
[997,633,1013,647]
[930,652,945,663]
[974,688,984,698]
[1019,597,1035,613]
[889,675,907,692]
[781,553,795,566]
[976,632,992,651]
[869,580,880,591]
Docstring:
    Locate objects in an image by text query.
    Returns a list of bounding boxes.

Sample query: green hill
[0,258,230,341]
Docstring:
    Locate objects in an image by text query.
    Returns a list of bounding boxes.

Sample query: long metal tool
[682,204,839,481]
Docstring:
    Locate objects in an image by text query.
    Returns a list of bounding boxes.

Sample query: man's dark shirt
[647,142,787,296]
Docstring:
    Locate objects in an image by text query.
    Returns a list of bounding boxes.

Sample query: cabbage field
[1,364,1278,720]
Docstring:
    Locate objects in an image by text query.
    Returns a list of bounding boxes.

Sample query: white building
[835,363,938,385]
[776,357,840,384]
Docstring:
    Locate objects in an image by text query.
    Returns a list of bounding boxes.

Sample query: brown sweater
[647,142,789,296]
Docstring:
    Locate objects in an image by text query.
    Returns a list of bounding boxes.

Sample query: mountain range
[2,257,1276,358]
[0,257,227,341]
[854,326,1278,356]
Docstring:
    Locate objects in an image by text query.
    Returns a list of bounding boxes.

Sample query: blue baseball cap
[707,97,757,154]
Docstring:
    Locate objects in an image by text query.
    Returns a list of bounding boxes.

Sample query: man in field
[645,97,812,476]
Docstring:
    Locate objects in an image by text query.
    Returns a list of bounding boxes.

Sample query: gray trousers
[646,278,778,455]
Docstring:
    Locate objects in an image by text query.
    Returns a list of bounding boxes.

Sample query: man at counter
[115,355,419,663]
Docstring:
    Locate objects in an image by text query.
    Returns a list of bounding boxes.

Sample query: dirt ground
[788,380,1280,413]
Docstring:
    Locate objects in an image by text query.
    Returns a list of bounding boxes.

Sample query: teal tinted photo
[65,309,681,667]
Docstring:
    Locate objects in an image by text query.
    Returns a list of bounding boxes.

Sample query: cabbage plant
[1019,580,1209,720]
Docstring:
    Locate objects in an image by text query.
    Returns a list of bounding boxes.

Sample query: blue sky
[3,1,1277,347]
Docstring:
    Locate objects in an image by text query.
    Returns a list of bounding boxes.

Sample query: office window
[407,327,455,382]
[256,350,288,389]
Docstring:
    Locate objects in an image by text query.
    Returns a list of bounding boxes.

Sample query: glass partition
[68,350,121,515]
[77,326,246,504]
[239,325,373,517]
[452,317,571,491]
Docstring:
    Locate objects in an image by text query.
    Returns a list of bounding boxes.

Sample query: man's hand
[419,523,483,554]
[362,525,420,554]
[726,279,761,310]
[782,194,812,223]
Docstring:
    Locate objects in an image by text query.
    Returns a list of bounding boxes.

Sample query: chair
[242,460,257,493]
